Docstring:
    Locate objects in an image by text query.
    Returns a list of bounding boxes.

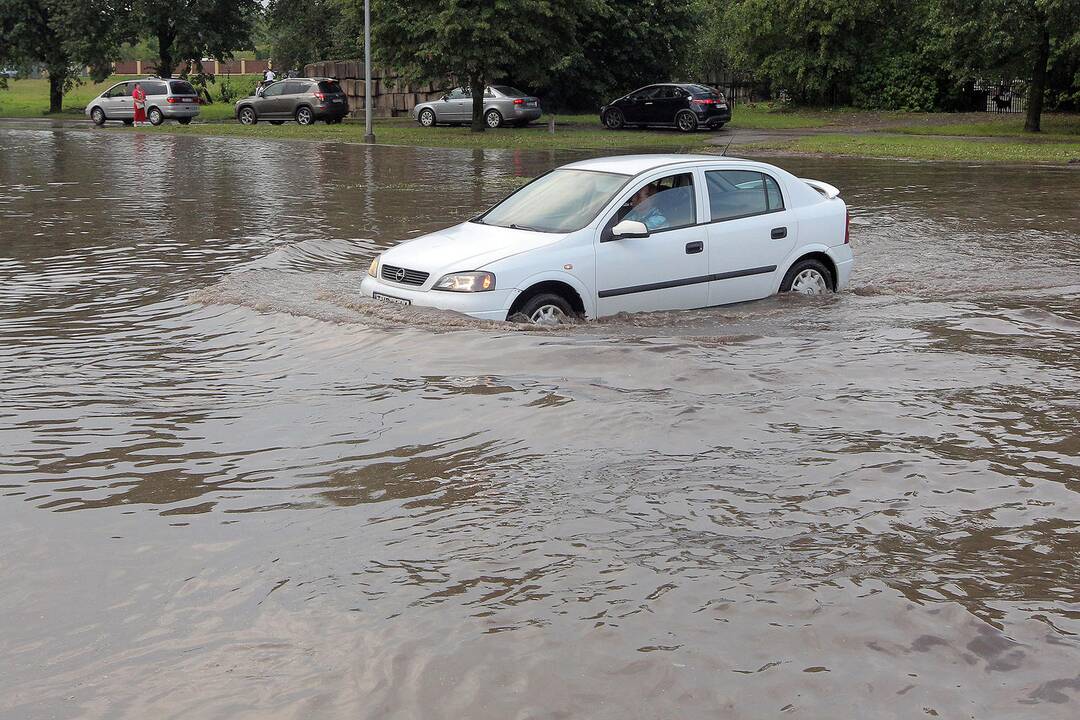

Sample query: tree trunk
[470,75,485,133]
[1023,24,1050,133]
[48,69,65,114]
[156,28,176,78]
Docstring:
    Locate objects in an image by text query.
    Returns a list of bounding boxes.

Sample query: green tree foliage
[530,0,698,111]
[940,0,1080,130]
[370,0,598,131]
[267,0,362,72]
[132,0,259,78]
[0,0,129,111]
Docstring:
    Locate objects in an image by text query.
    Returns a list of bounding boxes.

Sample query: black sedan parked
[601,83,731,132]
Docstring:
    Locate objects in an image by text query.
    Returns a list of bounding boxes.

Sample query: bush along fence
[303,60,445,118]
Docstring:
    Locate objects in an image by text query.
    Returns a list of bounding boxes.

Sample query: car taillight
[314,91,326,100]
[693,98,718,105]
[166,97,177,103]
[513,98,525,105]
[845,208,851,244]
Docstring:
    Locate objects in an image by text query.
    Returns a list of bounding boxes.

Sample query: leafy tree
[530,0,699,111]
[267,0,362,72]
[371,0,596,131]
[0,0,129,111]
[132,0,259,78]
[941,0,1080,131]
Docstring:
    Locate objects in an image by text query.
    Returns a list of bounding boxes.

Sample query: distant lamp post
[363,0,375,143]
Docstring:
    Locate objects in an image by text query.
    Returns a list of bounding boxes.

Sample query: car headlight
[432,271,495,292]
[368,256,379,277]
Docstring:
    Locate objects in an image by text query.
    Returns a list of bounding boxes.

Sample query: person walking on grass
[132,83,147,126]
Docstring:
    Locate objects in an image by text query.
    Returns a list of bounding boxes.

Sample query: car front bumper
[360,275,516,321]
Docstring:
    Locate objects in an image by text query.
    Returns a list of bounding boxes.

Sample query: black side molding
[599,265,777,298]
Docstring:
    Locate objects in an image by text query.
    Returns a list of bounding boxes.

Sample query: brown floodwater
[1,126,1079,719]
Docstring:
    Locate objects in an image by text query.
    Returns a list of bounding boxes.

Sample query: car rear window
[318,81,342,93]
[169,80,197,95]
[492,85,526,97]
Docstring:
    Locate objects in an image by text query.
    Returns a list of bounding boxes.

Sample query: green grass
[746,133,1080,164]
[887,113,1080,139]
[0,76,253,121]
[123,118,717,151]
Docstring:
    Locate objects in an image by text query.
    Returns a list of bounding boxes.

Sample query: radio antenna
[719,135,735,157]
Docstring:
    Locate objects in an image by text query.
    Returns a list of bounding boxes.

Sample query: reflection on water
[1,127,1079,719]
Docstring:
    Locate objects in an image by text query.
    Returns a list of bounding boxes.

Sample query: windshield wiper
[508,223,542,232]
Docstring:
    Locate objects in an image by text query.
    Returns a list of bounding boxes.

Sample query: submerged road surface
[1,127,1079,719]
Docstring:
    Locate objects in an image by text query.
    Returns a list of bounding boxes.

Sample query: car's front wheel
[676,111,698,133]
[603,108,625,130]
[296,106,314,126]
[515,293,574,325]
[148,107,164,126]
[485,109,503,129]
[418,108,436,127]
[238,107,257,125]
[780,258,834,295]
[90,107,106,126]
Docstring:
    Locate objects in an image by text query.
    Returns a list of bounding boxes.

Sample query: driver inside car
[623,182,669,230]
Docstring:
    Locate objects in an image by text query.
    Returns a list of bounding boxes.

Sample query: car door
[702,168,796,306]
[103,82,132,118]
[620,86,657,124]
[594,171,709,316]
[256,81,289,117]
[650,86,685,124]
[445,87,471,121]
[283,80,311,116]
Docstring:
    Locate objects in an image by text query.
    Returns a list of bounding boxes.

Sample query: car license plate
[526,101,537,107]
[373,292,410,306]
[332,98,343,103]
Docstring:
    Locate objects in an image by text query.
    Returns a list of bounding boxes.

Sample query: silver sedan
[413,85,542,129]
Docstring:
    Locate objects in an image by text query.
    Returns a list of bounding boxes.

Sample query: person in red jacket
[132,83,147,126]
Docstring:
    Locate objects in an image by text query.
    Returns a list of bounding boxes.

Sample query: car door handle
[771,227,787,239]
[685,241,704,254]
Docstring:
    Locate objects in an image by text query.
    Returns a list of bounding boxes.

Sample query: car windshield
[475,169,628,233]
[492,85,526,97]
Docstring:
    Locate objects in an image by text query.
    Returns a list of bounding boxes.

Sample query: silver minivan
[86,78,202,126]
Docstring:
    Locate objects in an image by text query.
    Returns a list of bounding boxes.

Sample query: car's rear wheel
[177,118,191,125]
[780,258,834,295]
[418,108,436,127]
[269,120,284,125]
[515,293,575,325]
[603,108,625,130]
[485,109,503,128]
[676,111,698,133]
[239,107,257,125]
[296,106,314,125]
[148,107,164,126]
[91,107,106,126]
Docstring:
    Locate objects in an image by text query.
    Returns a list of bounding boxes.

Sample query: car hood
[381,221,564,275]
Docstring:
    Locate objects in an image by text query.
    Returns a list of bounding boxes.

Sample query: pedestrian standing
[132,83,147,126]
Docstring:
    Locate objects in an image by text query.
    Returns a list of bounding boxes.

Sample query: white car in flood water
[361,155,853,323]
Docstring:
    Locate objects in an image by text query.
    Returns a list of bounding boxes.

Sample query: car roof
[561,154,757,177]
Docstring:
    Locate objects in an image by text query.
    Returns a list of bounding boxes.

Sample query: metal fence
[972,80,1027,114]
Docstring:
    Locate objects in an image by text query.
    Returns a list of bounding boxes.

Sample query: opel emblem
[394,267,406,282]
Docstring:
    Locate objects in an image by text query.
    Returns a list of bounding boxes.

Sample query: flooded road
[1,127,1079,719]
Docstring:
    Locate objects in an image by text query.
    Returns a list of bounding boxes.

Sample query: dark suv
[600,83,731,132]
[235,78,349,126]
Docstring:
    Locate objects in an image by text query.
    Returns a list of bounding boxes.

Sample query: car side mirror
[611,219,649,239]
[441,94,449,101]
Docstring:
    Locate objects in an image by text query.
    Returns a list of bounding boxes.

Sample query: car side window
[107,83,129,98]
[706,170,784,222]
[447,88,468,100]
[283,81,307,95]
[262,82,286,97]
[483,87,494,98]
[612,173,696,232]
[659,86,684,99]
[143,81,167,96]
[630,87,661,101]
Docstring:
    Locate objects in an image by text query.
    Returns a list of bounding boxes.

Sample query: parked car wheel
[148,107,164,126]
[177,118,191,125]
[485,109,503,129]
[780,258,834,294]
[238,107,257,125]
[516,293,574,325]
[676,111,698,133]
[418,108,436,127]
[602,108,625,130]
[90,107,106,126]
[296,106,314,126]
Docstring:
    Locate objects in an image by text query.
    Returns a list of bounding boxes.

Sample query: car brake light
[513,98,525,105]
[166,97,177,103]
[693,98,717,105]
[314,91,326,100]
[845,208,851,244]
